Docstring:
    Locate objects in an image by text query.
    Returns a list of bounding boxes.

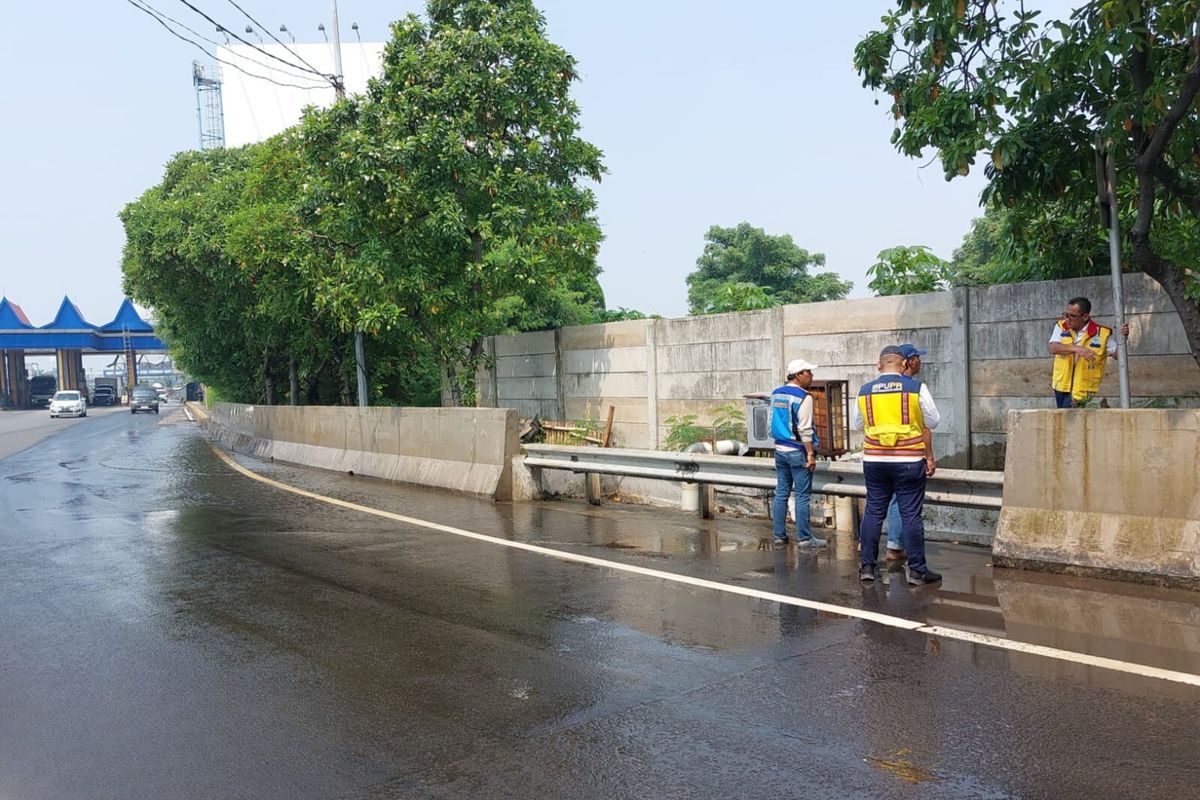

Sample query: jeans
[886,496,903,550]
[1054,390,1074,408]
[860,460,928,572]
[773,449,814,542]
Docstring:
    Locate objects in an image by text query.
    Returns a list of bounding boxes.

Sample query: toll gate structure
[0,296,167,407]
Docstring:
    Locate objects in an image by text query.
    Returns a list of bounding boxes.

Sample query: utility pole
[329,0,369,408]
[1094,137,1131,409]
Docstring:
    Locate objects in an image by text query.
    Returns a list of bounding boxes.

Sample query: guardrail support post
[698,483,716,519]
[584,472,602,506]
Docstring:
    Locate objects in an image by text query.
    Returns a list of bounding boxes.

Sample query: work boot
[859,566,876,583]
[906,567,943,586]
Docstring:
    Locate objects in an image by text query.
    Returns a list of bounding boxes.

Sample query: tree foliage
[855,0,1200,365]
[868,245,951,295]
[685,223,851,315]
[122,0,625,405]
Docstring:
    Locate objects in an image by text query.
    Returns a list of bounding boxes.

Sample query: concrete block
[209,404,520,499]
[994,409,1200,588]
[558,319,650,350]
[783,292,953,336]
[561,346,647,375]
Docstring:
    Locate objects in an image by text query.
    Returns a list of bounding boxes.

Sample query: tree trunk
[263,350,275,405]
[1135,251,1200,370]
[289,357,299,406]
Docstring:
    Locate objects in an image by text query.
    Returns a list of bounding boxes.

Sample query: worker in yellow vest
[851,346,941,585]
[1048,296,1129,408]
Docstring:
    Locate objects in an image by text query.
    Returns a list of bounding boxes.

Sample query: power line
[128,0,323,86]
[222,0,326,77]
[173,0,331,81]
[124,0,328,91]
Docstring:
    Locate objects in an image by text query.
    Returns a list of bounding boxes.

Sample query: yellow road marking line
[208,444,1200,688]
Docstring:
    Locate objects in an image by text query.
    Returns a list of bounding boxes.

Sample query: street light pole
[1094,138,1131,409]
[329,0,369,408]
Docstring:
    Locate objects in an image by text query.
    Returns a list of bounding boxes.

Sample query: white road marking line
[209,444,1200,688]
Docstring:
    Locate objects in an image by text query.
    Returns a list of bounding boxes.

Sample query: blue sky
[0,1,1067,325]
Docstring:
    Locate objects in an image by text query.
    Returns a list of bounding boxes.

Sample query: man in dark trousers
[851,346,941,584]
[770,358,826,548]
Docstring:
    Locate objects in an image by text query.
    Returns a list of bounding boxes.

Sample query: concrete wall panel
[783,292,953,335]
[656,340,775,374]
[494,330,556,357]
[562,372,647,399]
[495,354,557,379]
[656,369,775,401]
[783,328,952,367]
[656,310,775,346]
[971,355,1200,398]
[496,376,559,401]
[558,319,649,351]
[970,312,1184,360]
[968,273,1173,323]
[561,346,647,375]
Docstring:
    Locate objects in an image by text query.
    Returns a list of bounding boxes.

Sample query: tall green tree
[299,0,605,404]
[855,0,1200,366]
[685,223,851,315]
[949,202,1111,286]
[867,245,950,295]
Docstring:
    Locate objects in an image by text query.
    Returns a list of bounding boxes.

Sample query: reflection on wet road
[1,407,1197,799]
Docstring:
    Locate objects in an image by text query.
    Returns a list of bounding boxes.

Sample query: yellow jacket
[1051,319,1112,402]
[856,374,927,457]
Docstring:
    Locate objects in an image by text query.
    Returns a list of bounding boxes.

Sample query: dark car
[130,388,160,414]
[91,386,116,407]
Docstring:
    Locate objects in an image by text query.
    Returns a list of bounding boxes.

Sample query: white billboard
[215,42,384,147]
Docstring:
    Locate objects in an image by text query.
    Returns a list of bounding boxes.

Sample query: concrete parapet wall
[993,409,1200,588]
[209,403,520,500]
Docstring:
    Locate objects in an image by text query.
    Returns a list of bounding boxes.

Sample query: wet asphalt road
[1,406,1198,799]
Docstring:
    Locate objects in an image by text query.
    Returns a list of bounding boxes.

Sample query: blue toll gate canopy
[0,296,166,352]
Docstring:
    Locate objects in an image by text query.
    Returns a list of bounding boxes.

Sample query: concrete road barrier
[993,409,1200,589]
[207,403,521,500]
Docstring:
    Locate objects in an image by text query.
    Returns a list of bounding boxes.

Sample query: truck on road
[29,375,58,408]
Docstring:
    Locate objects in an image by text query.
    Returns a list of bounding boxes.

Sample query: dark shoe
[773,537,791,547]
[907,568,943,586]
[859,566,876,583]
[886,548,906,562]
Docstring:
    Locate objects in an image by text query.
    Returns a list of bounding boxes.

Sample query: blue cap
[897,343,927,358]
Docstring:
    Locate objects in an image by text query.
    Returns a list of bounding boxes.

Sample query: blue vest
[770,384,820,451]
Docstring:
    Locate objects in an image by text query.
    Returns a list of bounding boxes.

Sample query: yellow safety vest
[857,375,926,457]
[1051,320,1112,402]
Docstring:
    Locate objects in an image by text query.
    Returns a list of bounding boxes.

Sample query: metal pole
[1104,152,1132,408]
[330,0,368,407]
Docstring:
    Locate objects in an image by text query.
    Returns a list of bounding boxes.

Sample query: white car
[49,390,87,418]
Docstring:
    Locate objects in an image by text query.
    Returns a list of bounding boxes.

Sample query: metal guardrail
[523,444,1004,512]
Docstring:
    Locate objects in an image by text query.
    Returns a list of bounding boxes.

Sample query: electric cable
[125,0,328,90]
[222,0,326,77]
[174,0,331,80]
